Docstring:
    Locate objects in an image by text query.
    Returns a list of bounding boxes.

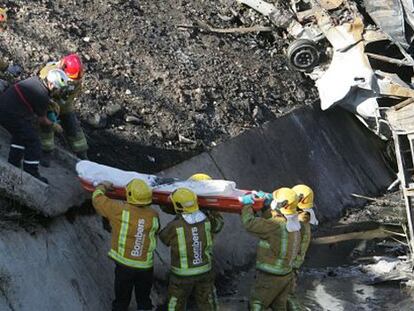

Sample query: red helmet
[61,54,84,80]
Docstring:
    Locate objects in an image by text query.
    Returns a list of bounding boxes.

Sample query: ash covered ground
[0,0,318,172]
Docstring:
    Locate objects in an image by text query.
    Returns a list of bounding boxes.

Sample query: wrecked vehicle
[237,0,414,139]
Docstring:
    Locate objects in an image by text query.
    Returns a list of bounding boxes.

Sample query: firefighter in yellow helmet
[92,179,160,311]
[160,187,222,310]
[287,184,317,311]
[240,187,302,311]
[188,173,224,233]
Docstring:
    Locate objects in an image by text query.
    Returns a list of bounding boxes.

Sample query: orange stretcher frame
[80,178,264,213]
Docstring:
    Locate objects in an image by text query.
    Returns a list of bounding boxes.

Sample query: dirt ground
[0,0,318,172]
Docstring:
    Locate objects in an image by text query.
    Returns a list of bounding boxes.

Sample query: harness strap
[14,84,34,114]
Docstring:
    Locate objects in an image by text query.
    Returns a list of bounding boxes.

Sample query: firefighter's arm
[92,182,118,219]
[241,205,269,238]
[159,222,174,246]
[206,210,224,234]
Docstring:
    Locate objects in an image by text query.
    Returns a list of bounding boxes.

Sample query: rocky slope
[0,0,317,171]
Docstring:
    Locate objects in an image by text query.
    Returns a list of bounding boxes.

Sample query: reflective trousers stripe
[11,144,25,150]
[23,160,40,165]
[168,296,178,311]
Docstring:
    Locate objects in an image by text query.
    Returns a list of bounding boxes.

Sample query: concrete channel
[0,106,401,310]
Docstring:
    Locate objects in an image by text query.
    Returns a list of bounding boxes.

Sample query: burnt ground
[0,0,318,172]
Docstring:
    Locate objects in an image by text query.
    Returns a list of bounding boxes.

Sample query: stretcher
[76,160,264,213]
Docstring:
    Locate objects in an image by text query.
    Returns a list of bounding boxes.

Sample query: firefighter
[287,184,318,311]
[240,187,302,311]
[0,69,69,183]
[38,53,88,166]
[160,187,222,311]
[92,179,160,311]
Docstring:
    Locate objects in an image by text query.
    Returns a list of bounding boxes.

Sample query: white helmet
[46,69,69,90]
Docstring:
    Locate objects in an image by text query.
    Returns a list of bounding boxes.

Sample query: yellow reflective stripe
[176,227,188,269]
[108,250,153,269]
[171,263,212,276]
[256,262,291,275]
[168,296,178,311]
[146,217,159,265]
[118,210,130,256]
[205,221,213,262]
[92,189,105,199]
[259,240,270,249]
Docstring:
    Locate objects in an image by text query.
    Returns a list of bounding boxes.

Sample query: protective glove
[7,64,22,77]
[98,181,113,191]
[239,194,255,206]
[52,123,63,134]
[47,111,58,123]
[254,191,273,206]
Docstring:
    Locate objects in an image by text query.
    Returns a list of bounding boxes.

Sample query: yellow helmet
[125,179,152,206]
[272,187,298,215]
[170,188,199,214]
[188,173,212,181]
[292,184,314,209]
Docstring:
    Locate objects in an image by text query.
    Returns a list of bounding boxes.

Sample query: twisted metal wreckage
[235,0,414,139]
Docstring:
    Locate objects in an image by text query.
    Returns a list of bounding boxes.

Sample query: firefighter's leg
[249,271,278,311]
[270,273,294,311]
[194,271,218,311]
[112,263,134,311]
[39,124,55,167]
[287,273,303,311]
[60,112,88,157]
[134,268,154,310]
[167,274,194,311]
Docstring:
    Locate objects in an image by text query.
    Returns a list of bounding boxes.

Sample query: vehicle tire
[287,39,320,72]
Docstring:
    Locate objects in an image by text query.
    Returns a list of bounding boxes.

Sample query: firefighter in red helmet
[38,54,88,166]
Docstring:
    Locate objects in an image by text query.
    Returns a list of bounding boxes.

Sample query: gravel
[0,0,318,172]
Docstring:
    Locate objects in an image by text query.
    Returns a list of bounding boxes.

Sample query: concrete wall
[159,105,394,271]
[0,106,395,310]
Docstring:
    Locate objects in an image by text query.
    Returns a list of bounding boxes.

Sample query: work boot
[23,161,49,184]
[40,150,53,167]
[76,150,88,160]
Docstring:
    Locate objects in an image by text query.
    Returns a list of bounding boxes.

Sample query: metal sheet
[364,0,408,48]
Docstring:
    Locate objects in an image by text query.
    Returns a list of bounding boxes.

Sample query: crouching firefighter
[0,69,69,183]
[92,179,160,311]
[39,53,88,166]
[160,187,222,311]
[287,184,318,311]
[240,187,302,311]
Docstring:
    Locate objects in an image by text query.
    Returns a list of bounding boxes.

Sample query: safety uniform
[241,205,302,311]
[160,211,223,311]
[0,76,50,180]
[38,62,87,155]
[92,185,160,311]
[287,211,311,311]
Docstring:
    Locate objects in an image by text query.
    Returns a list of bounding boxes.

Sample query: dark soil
[0,0,318,172]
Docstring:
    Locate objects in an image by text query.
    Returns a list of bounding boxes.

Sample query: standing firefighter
[240,187,302,311]
[92,179,160,311]
[160,187,222,311]
[0,70,69,183]
[288,184,318,311]
[39,53,88,166]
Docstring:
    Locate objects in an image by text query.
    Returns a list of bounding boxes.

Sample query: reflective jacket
[241,205,301,275]
[92,186,160,269]
[293,211,311,269]
[159,211,223,277]
[39,62,82,114]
